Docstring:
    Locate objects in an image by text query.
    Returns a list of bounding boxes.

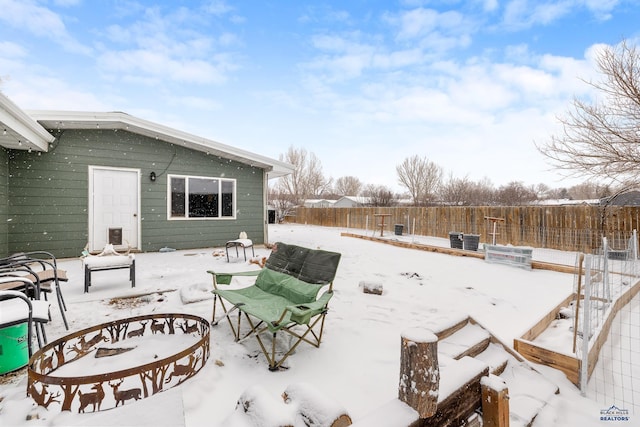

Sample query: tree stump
[398,328,439,419]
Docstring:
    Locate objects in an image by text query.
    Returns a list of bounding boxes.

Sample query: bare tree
[539,40,640,186]
[305,152,333,197]
[274,146,330,206]
[495,181,537,206]
[361,184,395,206]
[268,186,296,223]
[334,176,363,196]
[396,155,443,206]
[568,182,611,200]
[439,174,474,206]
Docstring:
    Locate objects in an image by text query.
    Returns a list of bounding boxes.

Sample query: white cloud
[97,50,234,84]
[0,41,27,58]
[202,0,233,16]
[383,7,475,54]
[0,0,91,54]
[53,0,81,6]
[502,0,621,29]
[95,4,241,85]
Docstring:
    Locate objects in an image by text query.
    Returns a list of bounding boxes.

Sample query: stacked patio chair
[0,279,51,354]
[209,242,341,370]
[0,251,69,330]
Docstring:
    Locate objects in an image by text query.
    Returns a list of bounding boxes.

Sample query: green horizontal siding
[0,148,8,256]
[8,129,266,258]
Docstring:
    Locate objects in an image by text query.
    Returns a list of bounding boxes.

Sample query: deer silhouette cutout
[127,321,148,338]
[109,380,142,407]
[78,383,105,413]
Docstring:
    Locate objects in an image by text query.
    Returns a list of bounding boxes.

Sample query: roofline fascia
[0,93,54,151]
[26,109,294,178]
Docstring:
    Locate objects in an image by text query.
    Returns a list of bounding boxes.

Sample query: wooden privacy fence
[288,205,640,252]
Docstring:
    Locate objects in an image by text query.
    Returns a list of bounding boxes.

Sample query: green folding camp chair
[209,242,341,370]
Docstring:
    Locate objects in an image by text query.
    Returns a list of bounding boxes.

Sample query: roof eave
[0,93,54,152]
[27,110,294,178]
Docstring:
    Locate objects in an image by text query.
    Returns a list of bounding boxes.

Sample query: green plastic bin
[0,323,29,374]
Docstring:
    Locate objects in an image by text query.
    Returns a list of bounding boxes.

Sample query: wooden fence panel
[287,205,640,252]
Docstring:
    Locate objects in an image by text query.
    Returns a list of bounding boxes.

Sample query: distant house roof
[0,93,293,179]
[601,191,640,206]
[303,199,336,208]
[533,198,600,206]
[333,196,372,207]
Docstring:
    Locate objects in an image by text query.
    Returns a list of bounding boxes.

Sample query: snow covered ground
[0,223,629,426]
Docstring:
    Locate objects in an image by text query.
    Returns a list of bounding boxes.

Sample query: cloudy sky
[1,0,639,192]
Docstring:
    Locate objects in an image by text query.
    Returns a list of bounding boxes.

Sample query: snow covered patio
[0,224,624,426]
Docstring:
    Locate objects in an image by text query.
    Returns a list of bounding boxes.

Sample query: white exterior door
[89,166,140,252]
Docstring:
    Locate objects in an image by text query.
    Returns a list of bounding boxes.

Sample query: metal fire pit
[27,313,210,413]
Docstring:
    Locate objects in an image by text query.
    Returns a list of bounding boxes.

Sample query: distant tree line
[268,148,613,220]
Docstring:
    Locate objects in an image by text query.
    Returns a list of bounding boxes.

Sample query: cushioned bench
[83,254,136,293]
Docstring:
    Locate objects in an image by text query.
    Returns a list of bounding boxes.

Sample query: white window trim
[167,173,237,220]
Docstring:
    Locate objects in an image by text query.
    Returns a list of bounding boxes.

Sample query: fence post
[603,237,610,302]
[399,328,439,418]
[580,254,593,395]
[481,376,510,427]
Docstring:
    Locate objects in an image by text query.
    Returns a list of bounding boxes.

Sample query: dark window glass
[171,177,186,217]
[188,178,219,217]
[169,175,235,219]
[221,180,234,217]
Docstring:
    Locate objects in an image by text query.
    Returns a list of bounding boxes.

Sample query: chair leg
[57,281,68,311]
[130,261,136,287]
[54,282,69,330]
[26,321,34,358]
[211,297,240,339]
[34,323,43,349]
[84,266,91,293]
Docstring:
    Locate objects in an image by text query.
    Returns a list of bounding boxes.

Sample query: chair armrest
[207,269,261,286]
[0,276,40,298]
[285,291,334,318]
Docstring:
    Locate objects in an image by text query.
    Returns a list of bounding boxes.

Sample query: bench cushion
[83,254,135,269]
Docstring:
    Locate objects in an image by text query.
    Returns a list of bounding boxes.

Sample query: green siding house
[0,93,292,258]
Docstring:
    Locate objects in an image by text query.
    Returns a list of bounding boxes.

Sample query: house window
[169,175,236,219]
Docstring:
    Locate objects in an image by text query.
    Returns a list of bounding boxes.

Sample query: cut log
[282,383,352,427]
[399,328,439,419]
[230,385,294,427]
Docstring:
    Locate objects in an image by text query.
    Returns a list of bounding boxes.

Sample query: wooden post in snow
[481,375,510,427]
[398,328,439,418]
